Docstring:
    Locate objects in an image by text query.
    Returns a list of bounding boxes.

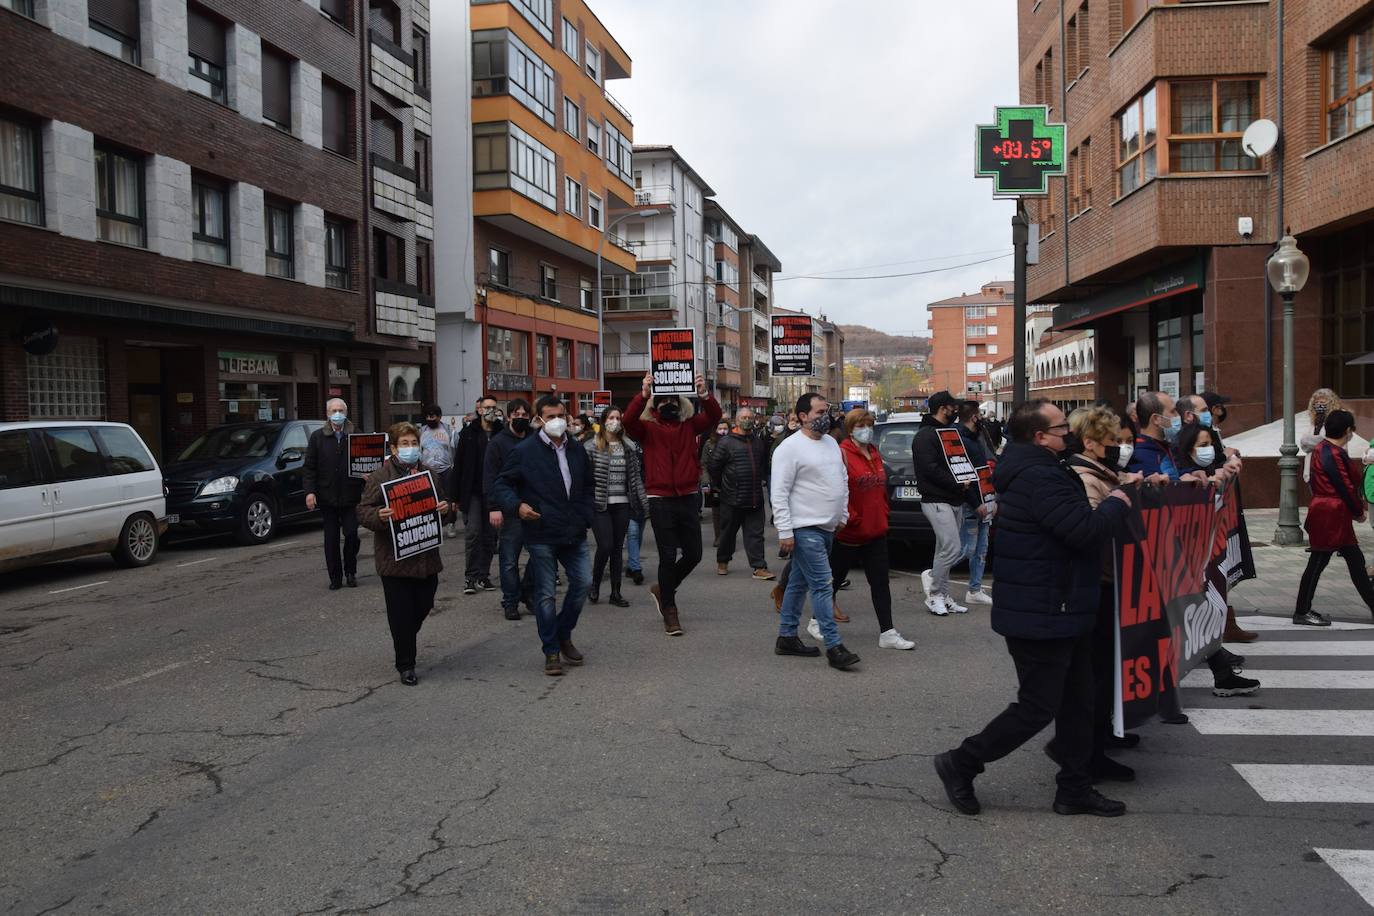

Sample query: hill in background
[839,325,932,358]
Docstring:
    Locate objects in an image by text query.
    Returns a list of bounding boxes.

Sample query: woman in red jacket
[830,409,914,650]
[1296,409,1374,626]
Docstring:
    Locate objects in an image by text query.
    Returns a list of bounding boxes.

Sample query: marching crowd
[294,377,1374,815]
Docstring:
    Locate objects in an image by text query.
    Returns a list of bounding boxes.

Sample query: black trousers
[953,632,1095,796]
[648,495,703,609]
[1297,544,1374,614]
[717,502,766,569]
[381,574,439,671]
[320,504,360,584]
[831,538,893,632]
[592,503,631,591]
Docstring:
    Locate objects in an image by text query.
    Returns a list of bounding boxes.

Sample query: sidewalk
[1232,507,1374,622]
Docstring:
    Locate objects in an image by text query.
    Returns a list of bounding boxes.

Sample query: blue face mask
[396,446,421,465]
[1163,415,1182,443]
[1198,411,1213,428]
[330,412,346,425]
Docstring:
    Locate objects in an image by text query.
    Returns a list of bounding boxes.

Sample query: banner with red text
[649,328,696,396]
[382,470,443,560]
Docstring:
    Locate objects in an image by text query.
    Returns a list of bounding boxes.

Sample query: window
[555,338,571,377]
[372,228,404,281]
[565,176,581,218]
[187,5,227,104]
[192,177,227,263]
[987,306,998,316]
[1319,226,1374,396]
[0,117,42,226]
[487,326,529,373]
[603,121,631,182]
[319,0,350,28]
[415,240,433,296]
[1,0,35,16]
[1324,17,1373,142]
[413,28,430,91]
[967,362,987,376]
[585,41,600,83]
[967,325,986,338]
[261,44,293,130]
[370,106,402,162]
[1156,315,1183,373]
[1066,3,1088,80]
[1117,85,1157,195]
[368,0,400,43]
[94,426,154,474]
[1073,137,1093,212]
[535,335,551,375]
[89,0,140,63]
[325,218,350,289]
[562,17,578,60]
[966,305,986,319]
[473,121,556,210]
[579,278,594,312]
[472,29,556,127]
[588,192,602,230]
[322,78,352,156]
[577,342,597,380]
[564,97,580,139]
[1168,79,1260,172]
[488,246,511,287]
[967,344,979,357]
[1036,49,1054,109]
[988,344,999,355]
[0,430,40,491]
[28,337,105,419]
[988,325,999,336]
[413,133,431,192]
[265,200,293,279]
[586,118,600,155]
[541,263,558,300]
[387,364,422,414]
[473,0,552,42]
[43,428,106,481]
[95,145,144,246]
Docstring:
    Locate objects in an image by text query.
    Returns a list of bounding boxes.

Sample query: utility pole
[1012,203,1029,405]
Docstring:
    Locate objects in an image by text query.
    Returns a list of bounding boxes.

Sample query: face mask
[737,418,754,432]
[808,414,832,434]
[1061,432,1082,455]
[1194,446,1216,467]
[542,417,568,439]
[717,427,729,437]
[510,417,530,435]
[1162,415,1182,443]
[1103,445,1122,469]
[425,418,440,429]
[852,426,875,445]
[571,424,584,436]
[770,424,783,434]
[1115,441,1134,469]
[483,408,499,421]
[605,418,621,434]
[330,412,346,425]
[396,446,421,465]
[1198,411,1213,428]
[657,402,680,421]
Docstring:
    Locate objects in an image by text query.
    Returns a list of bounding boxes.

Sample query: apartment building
[738,234,781,410]
[820,317,845,404]
[926,281,1014,396]
[704,198,744,409]
[0,0,452,457]
[471,0,635,416]
[769,307,845,410]
[1021,0,1374,433]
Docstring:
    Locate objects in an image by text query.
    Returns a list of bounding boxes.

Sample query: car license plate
[166,514,180,524]
[898,487,920,501]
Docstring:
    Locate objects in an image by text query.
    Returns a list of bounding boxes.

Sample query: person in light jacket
[586,405,647,607]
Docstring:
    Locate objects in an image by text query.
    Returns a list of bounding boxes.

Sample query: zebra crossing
[1187,614,1374,908]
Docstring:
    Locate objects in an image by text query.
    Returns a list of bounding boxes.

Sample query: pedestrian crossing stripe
[1181,669,1374,689]
[1188,709,1374,736]
[1316,849,1374,908]
[1235,615,1374,631]
[1234,642,1374,656]
[1234,765,1374,803]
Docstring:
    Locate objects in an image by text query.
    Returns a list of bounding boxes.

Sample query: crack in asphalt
[0,641,81,671]
[59,716,129,745]
[30,895,76,915]
[710,795,747,844]
[226,651,321,669]
[1105,872,1221,899]
[918,834,961,881]
[131,809,160,836]
[0,745,83,781]
[244,668,349,693]
[136,726,292,740]
[315,681,392,712]
[171,758,225,795]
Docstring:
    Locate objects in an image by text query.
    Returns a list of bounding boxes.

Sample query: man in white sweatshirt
[769,392,862,670]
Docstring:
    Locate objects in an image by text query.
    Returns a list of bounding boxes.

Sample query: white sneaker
[947,596,969,614]
[964,588,993,606]
[878,628,915,650]
[807,617,823,641]
[925,595,950,616]
[921,569,933,596]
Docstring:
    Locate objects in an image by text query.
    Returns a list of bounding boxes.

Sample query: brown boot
[663,608,684,636]
[1223,605,1258,643]
[832,597,851,623]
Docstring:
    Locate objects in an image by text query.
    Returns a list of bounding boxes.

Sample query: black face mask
[657,402,680,421]
[425,418,440,429]
[1061,432,1083,456]
[1103,445,1122,469]
[510,417,530,435]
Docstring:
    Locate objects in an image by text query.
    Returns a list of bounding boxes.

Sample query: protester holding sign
[957,400,995,607]
[912,391,972,616]
[1128,392,1182,480]
[304,398,364,590]
[357,422,453,686]
[1296,409,1374,626]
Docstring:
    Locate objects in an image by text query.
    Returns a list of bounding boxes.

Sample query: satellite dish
[1242,119,1279,158]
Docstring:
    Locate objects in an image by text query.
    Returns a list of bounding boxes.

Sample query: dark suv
[875,420,934,547]
[163,421,324,544]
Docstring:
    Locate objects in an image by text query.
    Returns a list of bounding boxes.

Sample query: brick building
[926,281,1014,397]
[1019,0,1374,440]
[0,0,453,459]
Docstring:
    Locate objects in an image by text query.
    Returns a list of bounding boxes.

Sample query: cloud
[592,0,1020,335]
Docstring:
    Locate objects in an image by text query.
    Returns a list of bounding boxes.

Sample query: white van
[0,421,167,573]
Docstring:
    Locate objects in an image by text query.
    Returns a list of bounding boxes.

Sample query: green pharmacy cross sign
[975,105,1067,197]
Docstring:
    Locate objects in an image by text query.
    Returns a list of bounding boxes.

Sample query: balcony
[751,381,772,399]
[374,279,431,343]
[630,238,677,262]
[603,292,679,315]
[604,351,650,373]
[633,185,675,209]
[603,87,632,124]
[607,231,635,253]
[369,31,417,107]
[751,274,770,300]
[372,155,419,223]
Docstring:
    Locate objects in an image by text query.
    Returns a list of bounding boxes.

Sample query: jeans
[463,502,495,580]
[959,506,992,592]
[526,538,591,656]
[921,502,964,597]
[717,502,766,569]
[319,504,360,585]
[952,633,1094,796]
[831,537,893,632]
[778,527,840,648]
[380,574,439,671]
[1297,545,1374,614]
[648,495,703,608]
[592,503,631,590]
[497,517,532,611]
[626,517,643,573]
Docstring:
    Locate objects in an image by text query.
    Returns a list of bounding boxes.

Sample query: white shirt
[769,432,848,539]
[540,429,572,496]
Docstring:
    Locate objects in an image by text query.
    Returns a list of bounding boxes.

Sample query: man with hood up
[624,371,723,636]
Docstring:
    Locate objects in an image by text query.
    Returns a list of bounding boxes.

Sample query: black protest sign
[349,433,388,479]
[382,470,443,560]
[975,465,996,505]
[650,328,696,396]
[771,314,813,376]
[937,428,979,484]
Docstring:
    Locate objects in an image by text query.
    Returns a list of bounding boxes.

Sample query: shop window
[577,342,597,379]
[28,336,106,419]
[535,334,550,376]
[387,363,423,422]
[1155,315,1183,376]
[486,326,529,373]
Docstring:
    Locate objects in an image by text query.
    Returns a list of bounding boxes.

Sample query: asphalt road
[2,519,1373,915]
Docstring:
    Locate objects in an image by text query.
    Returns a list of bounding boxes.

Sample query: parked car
[875,419,934,547]
[0,421,166,573]
[163,420,325,545]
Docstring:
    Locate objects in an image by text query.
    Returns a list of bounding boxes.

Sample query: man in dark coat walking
[304,397,364,589]
[707,406,774,579]
[452,394,502,594]
[483,398,534,620]
[933,399,1138,818]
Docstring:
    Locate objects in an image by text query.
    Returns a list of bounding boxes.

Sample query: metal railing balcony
[629,238,677,262]
[633,185,675,208]
[603,293,678,312]
[604,351,651,373]
[751,274,770,298]
[603,87,632,123]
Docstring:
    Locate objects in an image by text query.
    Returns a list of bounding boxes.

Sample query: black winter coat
[491,433,595,546]
[481,427,526,512]
[989,442,1130,640]
[303,423,363,508]
[451,420,498,512]
[912,415,967,506]
[706,431,768,509]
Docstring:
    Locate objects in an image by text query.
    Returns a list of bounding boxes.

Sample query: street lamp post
[596,208,661,390]
[1267,234,1311,546]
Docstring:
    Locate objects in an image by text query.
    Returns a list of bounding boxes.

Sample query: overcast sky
[593,0,1020,337]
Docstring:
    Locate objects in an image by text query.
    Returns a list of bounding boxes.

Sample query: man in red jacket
[624,371,722,636]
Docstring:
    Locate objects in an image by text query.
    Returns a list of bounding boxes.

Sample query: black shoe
[1214,646,1246,669]
[399,669,418,686]
[608,592,630,607]
[1053,789,1126,817]
[1212,671,1260,697]
[837,577,851,590]
[1092,757,1136,783]
[629,569,644,586]
[503,605,521,621]
[1160,712,1190,725]
[477,577,495,591]
[463,579,477,595]
[933,751,980,815]
[345,574,357,588]
[1293,610,1332,627]
[329,580,342,591]
[1107,733,1141,750]
[826,643,861,670]
[588,583,600,604]
[774,636,821,657]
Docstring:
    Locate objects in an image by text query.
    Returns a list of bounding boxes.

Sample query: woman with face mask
[1296,409,1374,627]
[585,407,646,607]
[700,419,731,548]
[1175,424,1220,476]
[357,422,455,686]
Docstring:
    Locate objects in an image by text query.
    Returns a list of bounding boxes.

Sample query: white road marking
[1235,765,1374,803]
[174,557,218,568]
[1183,669,1374,689]
[47,580,108,595]
[104,660,188,690]
[1316,849,1374,907]
[1239,642,1374,656]
[1237,615,1374,631]
[1188,708,1374,736]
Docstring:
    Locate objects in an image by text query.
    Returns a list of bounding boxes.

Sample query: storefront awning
[1051,254,1206,331]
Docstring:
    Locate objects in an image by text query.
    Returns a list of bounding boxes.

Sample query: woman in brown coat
[358,421,454,685]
